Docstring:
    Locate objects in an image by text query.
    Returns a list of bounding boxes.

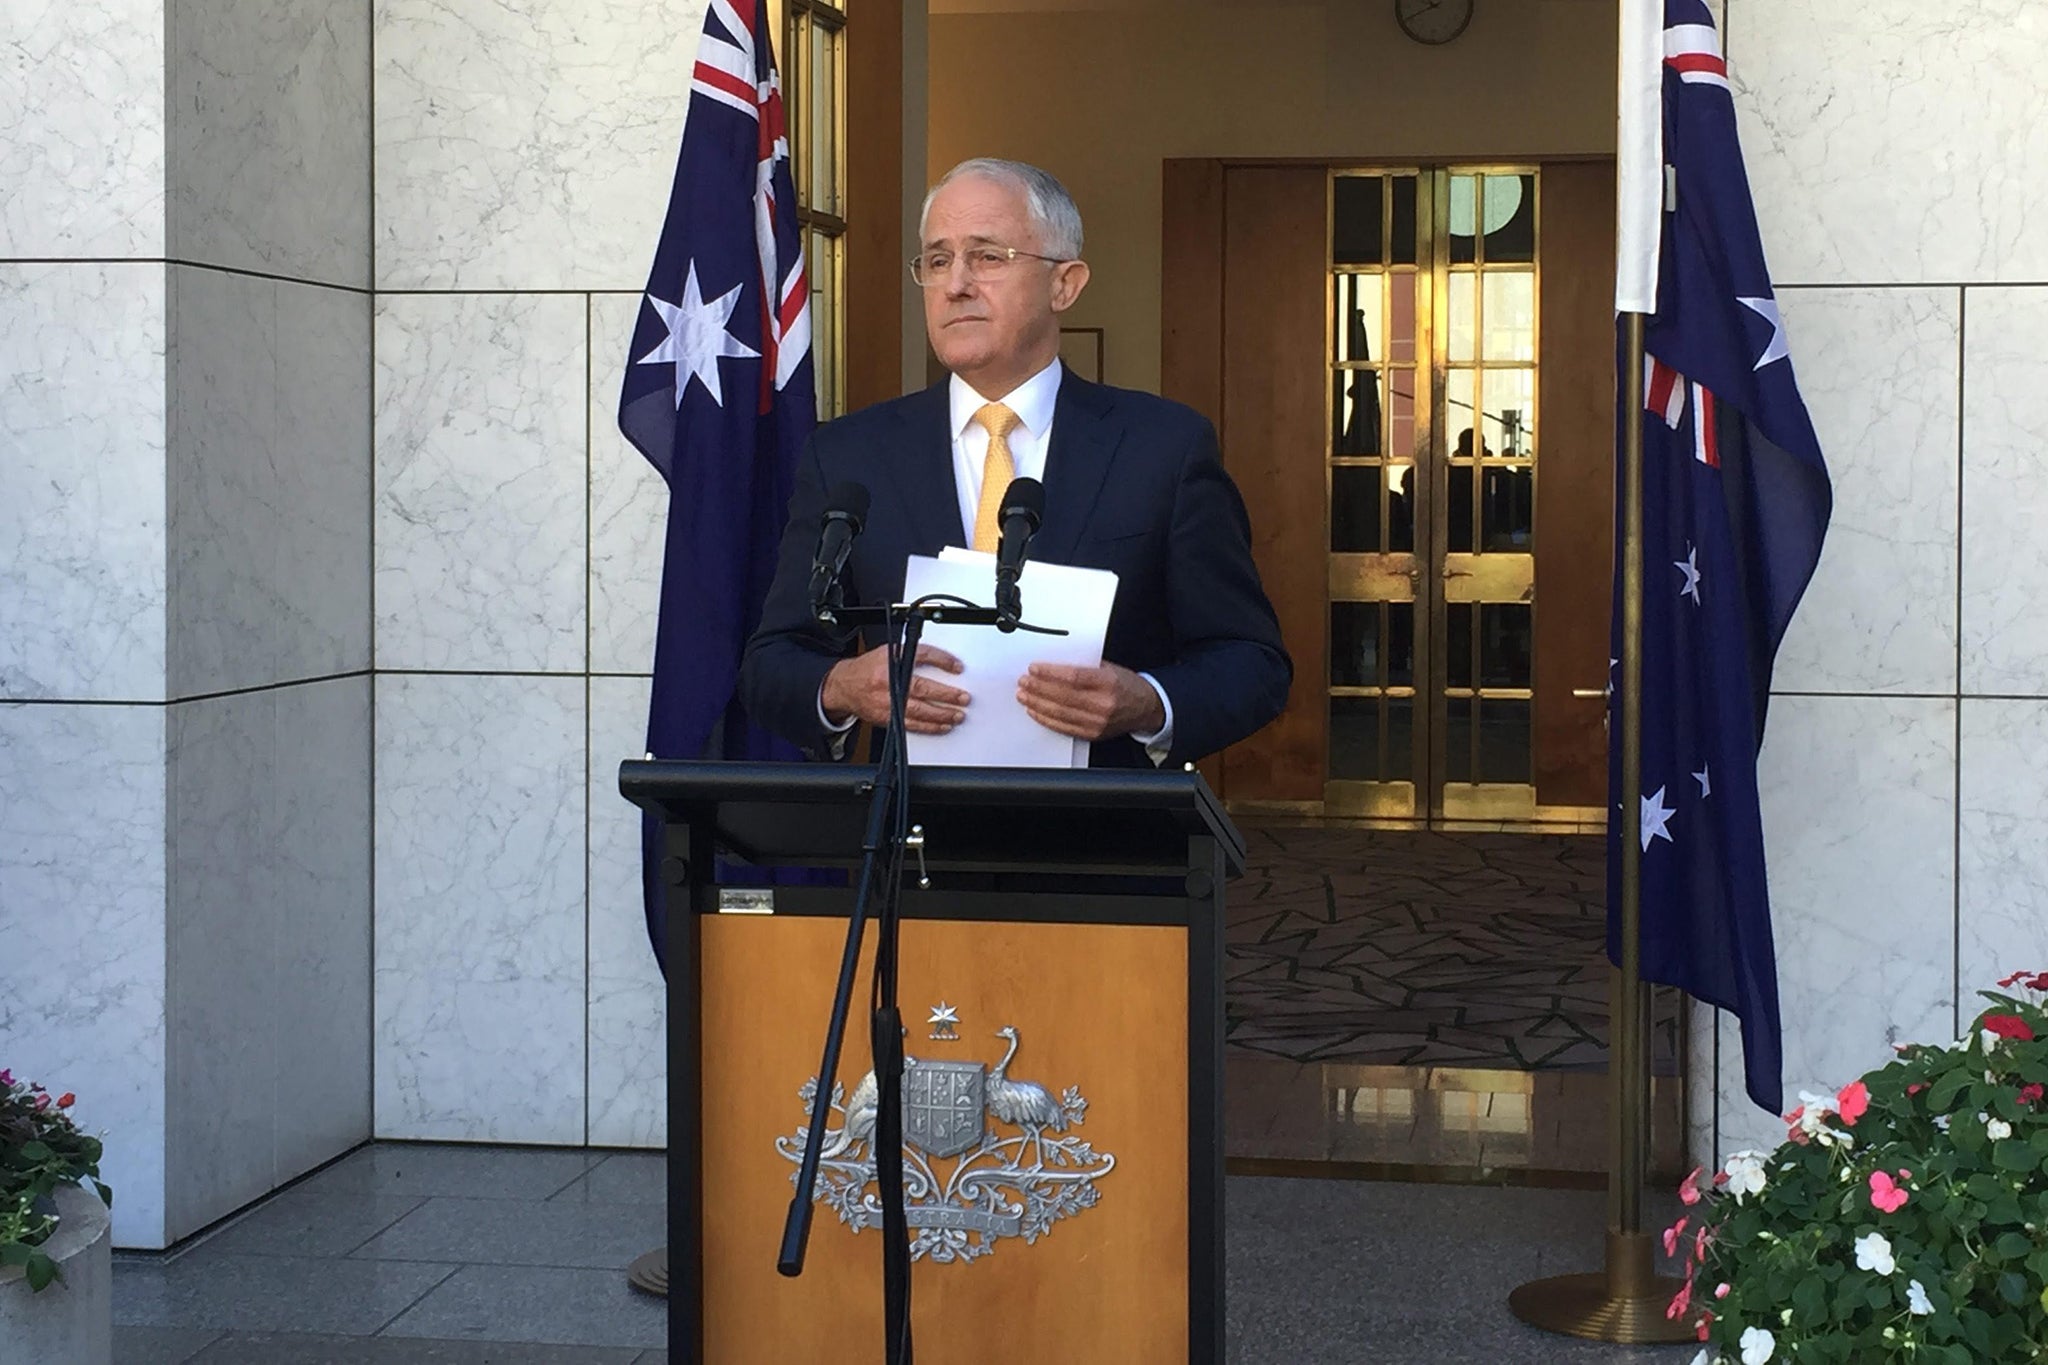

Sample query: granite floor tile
[379,1265,667,1350]
[293,1144,602,1202]
[546,1151,667,1208]
[632,1354,667,1365]
[186,1333,641,1364]
[354,1196,666,1269]
[198,1191,425,1258]
[114,1252,458,1335]
[113,1324,223,1365]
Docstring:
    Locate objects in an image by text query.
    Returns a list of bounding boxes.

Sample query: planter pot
[0,1184,112,1365]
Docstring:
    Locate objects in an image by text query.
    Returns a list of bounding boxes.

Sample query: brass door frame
[1325,165,1588,826]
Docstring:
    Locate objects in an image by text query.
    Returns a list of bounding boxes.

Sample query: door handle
[1571,688,1609,699]
[1441,567,1472,580]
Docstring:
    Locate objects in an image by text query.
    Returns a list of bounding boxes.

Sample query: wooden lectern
[618,761,1242,1364]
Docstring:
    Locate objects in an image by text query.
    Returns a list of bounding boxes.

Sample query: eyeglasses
[908,244,1071,287]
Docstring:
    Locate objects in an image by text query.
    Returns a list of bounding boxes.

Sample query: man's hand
[1016,662,1164,743]
[821,645,969,734]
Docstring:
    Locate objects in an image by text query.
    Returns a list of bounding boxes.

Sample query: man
[740,158,1289,768]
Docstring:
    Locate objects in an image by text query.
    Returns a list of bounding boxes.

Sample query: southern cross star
[1737,294,1791,371]
[1641,785,1677,850]
[1693,765,1712,799]
[636,260,759,409]
[1675,544,1703,604]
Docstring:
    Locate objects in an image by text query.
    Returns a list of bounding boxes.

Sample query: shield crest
[902,1058,986,1158]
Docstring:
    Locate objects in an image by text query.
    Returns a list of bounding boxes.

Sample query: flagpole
[1506,310,1690,1347]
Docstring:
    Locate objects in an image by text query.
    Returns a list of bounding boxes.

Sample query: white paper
[899,550,1119,768]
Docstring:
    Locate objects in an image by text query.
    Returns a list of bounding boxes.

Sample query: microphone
[808,482,870,623]
[992,477,1044,632]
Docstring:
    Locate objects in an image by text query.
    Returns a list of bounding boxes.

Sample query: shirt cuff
[1130,672,1175,767]
[817,683,858,759]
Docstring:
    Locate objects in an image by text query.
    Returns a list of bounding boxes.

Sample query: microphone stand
[777,593,1062,1365]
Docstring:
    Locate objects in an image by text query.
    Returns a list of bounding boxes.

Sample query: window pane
[808,228,839,416]
[1479,697,1532,782]
[1446,602,1473,690]
[1387,601,1415,687]
[1330,603,1380,688]
[810,21,839,216]
[1386,463,1416,554]
[1331,465,1381,552]
[1447,272,1476,364]
[1330,696,1380,781]
[1334,369,1382,457]
[1478,603,1533,688]
[1445,695,1475,782]
[1481,465,1534,551]
[1390,175,1418,266]
[1386,271,1419,366]
[1446,369,1478,458]
[1483,174,1537,263]
[1333,176,1385,265]
[1387,370,1419,461]
[1484,368,1535,458]
[1448,462,1474,553]
[1482,271,1535,362]
[1335,273,1384,363]
[1448,174,1478,264]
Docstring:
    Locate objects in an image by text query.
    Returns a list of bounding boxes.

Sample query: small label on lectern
[717,889,775,914]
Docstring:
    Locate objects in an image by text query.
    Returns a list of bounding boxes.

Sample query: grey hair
[919,158,1084,260]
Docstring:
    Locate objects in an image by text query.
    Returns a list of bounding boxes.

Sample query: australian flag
[618,0,815,969]
[1608,0,1833,1114]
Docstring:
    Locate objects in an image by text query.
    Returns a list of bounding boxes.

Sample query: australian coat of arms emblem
[775,1013,1116,1265]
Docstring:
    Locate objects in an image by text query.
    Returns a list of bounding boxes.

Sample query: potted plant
[1,1069,114,1363]
[1670,973,2048,1364]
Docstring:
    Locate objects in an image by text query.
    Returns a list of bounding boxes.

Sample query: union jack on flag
[618,0,817,968]
[1608,0,1833,1114]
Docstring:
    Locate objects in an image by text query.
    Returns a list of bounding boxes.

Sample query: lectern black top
[618,760,1245,878]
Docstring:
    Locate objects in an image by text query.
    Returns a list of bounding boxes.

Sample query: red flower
[1837,1079,1870,1126]
[2029,973,2048,992]
[1666,1279,1692,1321]
[32,1093,50,1112]
[0,1070,13,1088]
[56,1093,74,1109]
[1983,1013,2036,1042]
[1678,1167,1704,1206]
[2021,1084,2045,1106]
[1907,1082,1926,1095]
[1870,1170,1910,1213]
[1696,1308,1715,1341]
[2000,970,2030,988]
[1664,1216,1688,1257]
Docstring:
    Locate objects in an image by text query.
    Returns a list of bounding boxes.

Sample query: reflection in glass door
[1327,167,1546,821]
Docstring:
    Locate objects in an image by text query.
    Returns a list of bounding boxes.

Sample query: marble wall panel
[270,676,374,1182]
[0,264,168,702]
[0,0,166,258]
[589,293,668,677]
[373,0,708,291]
[374,673,587,1142]
[168,268,372,698]
[587,674,663,1147]
[1728,0,2048,286]
[1961,286,2048,697]
[1710,696,1958,1158]
[165,689,278,1238]
[1959,699,2048,1009]
[0,703,169,1248]
[1770,287,1959,695]
[374,293,588,672]
[168,0,372,288]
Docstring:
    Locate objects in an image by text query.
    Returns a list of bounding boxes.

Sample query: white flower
[1740,1326,1777,1364]
[1933,1112,1952,1132]
[1723,1150,1768,1201]
[1988,1117,2013,1140]
[1984,1028,2001,1055]
[1855,1231,1896,1275]
[1908,1279,1933,1315]
[1691,1351,1712,1365]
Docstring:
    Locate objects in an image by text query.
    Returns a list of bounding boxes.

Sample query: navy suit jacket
[738,370,1292,769]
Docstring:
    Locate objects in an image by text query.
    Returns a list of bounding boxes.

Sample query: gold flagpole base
[1507,1230,1694,1344]
[627,1246,669,1298]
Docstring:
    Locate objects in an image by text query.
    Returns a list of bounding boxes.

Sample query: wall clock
[1396,0,1474,45]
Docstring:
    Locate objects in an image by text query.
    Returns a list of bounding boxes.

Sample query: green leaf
[1996,1270,2028,1307]
[16,1141,51,1163]
[1993,1139,2037,1173]
[1930,1069,1971,1111]
[1994,1230,2033,1261]
[92,1180,112,1208]
[0,1242,30,1268]
[1792,1272,1828,1326]
[23,1250,55,1292]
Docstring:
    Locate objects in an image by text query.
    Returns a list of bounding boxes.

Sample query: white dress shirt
[823,360,1175,762]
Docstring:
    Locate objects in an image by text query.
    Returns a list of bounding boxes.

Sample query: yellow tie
[969,402,1021,553]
